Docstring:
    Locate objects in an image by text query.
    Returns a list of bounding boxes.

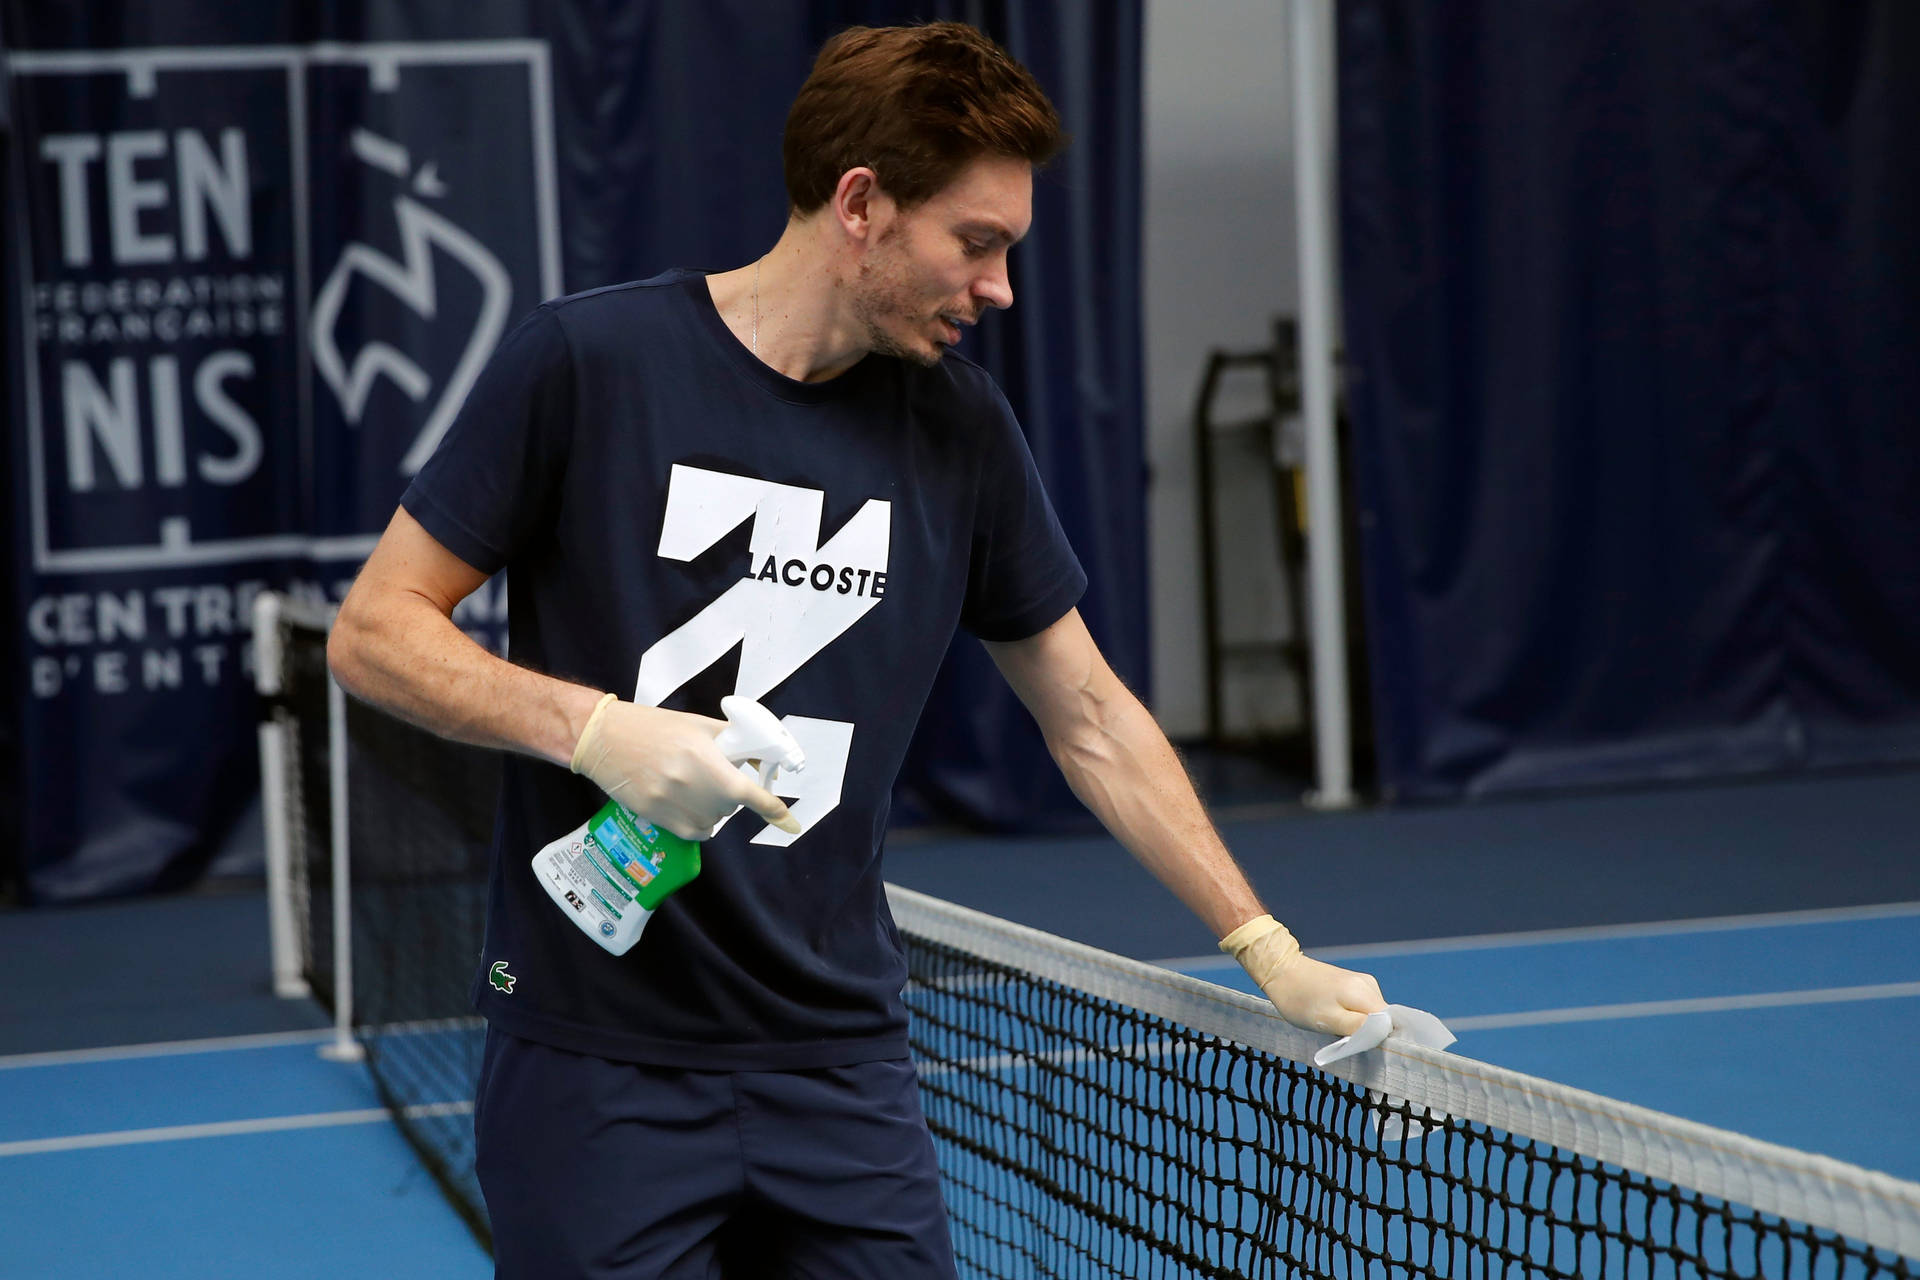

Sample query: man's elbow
[1054,672,1169,775]
[1046,684,1124,778]
[326,579,394,699]
[325,598,369,696]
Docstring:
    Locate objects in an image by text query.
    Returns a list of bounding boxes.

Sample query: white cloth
[1311,1003,1455,1067]
[1311,1003,1458,1142]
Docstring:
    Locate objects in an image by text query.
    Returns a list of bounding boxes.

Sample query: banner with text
[10,43,549,898]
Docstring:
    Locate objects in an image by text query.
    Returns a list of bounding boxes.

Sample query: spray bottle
[531,696,805,955]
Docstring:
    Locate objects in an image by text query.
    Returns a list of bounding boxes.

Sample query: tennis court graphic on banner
[9,42,559,899]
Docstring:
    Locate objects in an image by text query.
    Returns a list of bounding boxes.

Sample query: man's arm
[328,506,599,764]
[985,607,1385,1035]
[328,506,797,838]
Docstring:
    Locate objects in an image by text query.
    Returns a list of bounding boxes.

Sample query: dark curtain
[3,1,1145,900]
[892,1,1148,833]
[0,5,18,899]
[1339,0,1920,800]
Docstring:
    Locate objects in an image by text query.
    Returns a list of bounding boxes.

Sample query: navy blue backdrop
[1,1,1145,902]
[1339,0,1920,800]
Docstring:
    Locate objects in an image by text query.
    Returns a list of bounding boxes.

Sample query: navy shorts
[473,1028,960,1280]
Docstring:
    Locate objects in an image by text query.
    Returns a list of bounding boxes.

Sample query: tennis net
[257,592,495,1246]
[257,592,1920,1276]
[895,885,1918,1278]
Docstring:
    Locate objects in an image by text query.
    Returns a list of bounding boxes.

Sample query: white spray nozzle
[715,696,807,789]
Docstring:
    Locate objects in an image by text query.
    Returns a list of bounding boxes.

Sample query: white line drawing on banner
[309,128,512,476]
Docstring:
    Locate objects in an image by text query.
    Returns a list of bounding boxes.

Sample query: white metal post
[321,672,364,1062]
[254,592,310,999]
[1290,0,1356,808]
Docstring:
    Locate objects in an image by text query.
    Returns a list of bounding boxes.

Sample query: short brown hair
[783,22,1064,214]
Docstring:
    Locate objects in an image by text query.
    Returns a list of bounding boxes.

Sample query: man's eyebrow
[957,220,1024,245]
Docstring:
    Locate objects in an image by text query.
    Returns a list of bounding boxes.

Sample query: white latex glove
[570,693,801,839]
[1220,914,1386,1037]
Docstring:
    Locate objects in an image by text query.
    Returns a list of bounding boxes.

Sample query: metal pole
[254,591,309,999]
[1289,0,1355,808]
[321,672,364,1062]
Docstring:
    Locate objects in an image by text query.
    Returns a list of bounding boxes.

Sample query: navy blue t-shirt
[400,270,1085,1069]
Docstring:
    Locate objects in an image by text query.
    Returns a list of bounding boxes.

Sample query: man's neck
[708,222,867,383]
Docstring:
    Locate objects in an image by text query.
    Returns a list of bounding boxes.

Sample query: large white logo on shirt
[633,464,890,844]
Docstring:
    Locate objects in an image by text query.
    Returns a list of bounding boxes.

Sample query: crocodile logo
[488,960,517,994]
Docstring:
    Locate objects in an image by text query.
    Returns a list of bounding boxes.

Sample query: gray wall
[1143,0,1328,738]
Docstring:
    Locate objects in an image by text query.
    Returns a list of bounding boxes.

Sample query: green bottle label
[585,800,702,911]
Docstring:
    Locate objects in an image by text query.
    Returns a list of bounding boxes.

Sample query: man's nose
[974,259,1013,311]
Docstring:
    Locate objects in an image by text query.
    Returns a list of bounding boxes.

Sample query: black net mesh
[344,694,496,1248]
[270,605,493,1247]
[903,934,1915,1279]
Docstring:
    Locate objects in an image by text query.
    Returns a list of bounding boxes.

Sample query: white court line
[1444,981,1920,1032]
[1157,899,1920,972]
[0,1018,482,1072]
[0,1101,473,1159]
[0,1028,338,1071]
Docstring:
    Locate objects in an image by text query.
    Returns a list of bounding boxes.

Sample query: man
[328,21,1387,1279]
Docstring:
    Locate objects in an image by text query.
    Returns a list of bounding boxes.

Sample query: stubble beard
[853,237,946,368]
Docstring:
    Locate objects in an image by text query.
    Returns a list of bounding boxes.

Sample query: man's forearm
[1047,678,1267,940]
[989,611,1384,1034]
[328,589,601,768]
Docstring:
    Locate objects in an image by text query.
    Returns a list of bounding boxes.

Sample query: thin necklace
[751,258,760,358]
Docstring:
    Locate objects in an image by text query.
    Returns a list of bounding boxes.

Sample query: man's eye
[962,239,989,256]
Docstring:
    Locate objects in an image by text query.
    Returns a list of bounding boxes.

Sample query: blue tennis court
[4,769,1916,1277]
[0,1035,489,1278]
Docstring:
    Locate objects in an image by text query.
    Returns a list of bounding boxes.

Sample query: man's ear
[833,167,887,244]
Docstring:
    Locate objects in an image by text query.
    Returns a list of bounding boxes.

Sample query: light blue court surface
[0,1036,492,1280]
[3,903,1917,1276]
[0,1038,396,1144]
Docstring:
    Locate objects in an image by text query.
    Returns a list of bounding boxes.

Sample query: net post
[1289,0,1357,810]
[320,668,364,1063]
[255,591,310,1000]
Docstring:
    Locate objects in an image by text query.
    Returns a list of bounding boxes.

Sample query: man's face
[850,154,1033,367]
